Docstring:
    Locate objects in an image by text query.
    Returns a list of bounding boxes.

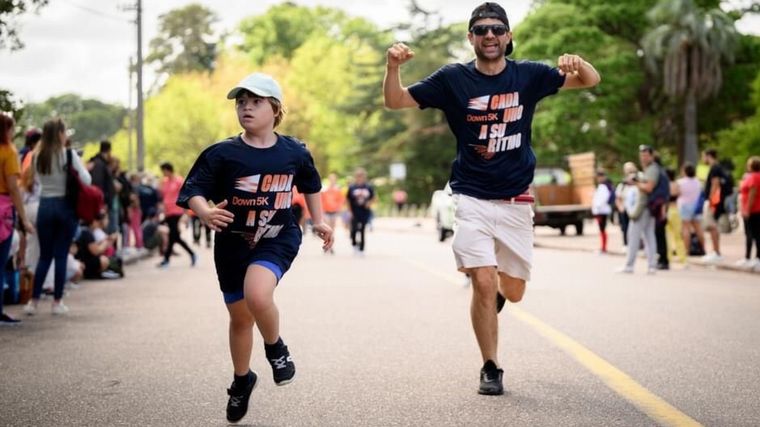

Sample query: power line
[60,0,129,23]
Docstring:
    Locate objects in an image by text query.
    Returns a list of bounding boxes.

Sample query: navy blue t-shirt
[408,59,565,199]
[177,134,322,248]
[347,183,374,222]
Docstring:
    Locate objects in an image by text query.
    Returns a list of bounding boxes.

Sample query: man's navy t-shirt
[177,134,322,249]
[408,59,565,199]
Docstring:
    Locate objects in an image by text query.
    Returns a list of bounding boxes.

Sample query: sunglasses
[470,24,508,36]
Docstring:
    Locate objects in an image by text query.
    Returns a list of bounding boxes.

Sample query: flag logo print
[468,95,490,111]
[235,174,261,193]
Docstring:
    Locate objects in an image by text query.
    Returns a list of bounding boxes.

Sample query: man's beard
[474,42,506,62]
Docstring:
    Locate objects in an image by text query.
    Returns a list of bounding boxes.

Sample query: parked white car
[430,184,455,242]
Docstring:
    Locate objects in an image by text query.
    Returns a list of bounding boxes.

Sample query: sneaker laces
[269,355,292,370]
[227,388,243,407]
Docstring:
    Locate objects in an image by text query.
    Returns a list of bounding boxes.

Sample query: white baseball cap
[226,72,283,102]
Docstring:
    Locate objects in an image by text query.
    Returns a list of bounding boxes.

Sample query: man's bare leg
[468,266,499,364]
[498,272,526,303]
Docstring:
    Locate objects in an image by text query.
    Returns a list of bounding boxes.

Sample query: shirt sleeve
[407,65,452,110]
[71,150,91,185]
[2,147,20,179]
[177,145,219,209]
[528,61,566,102]
[294,146,322,194]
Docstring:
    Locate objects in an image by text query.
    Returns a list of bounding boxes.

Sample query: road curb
[533,241,760,276]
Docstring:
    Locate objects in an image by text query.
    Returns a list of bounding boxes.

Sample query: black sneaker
[265,338,296,385]
[496,292,506,314]
[0,313,21,326]
[478,360,504,395]
[226,371,258,423]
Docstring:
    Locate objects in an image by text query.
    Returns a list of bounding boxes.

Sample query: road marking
[403,259,703,427]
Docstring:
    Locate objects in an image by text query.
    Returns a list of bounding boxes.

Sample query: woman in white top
[23,118,91,315]
[676,163,705,256]
[592,170,613,253]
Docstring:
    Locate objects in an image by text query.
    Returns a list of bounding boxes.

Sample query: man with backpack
[702,148,732,263]
[625,145,669,272]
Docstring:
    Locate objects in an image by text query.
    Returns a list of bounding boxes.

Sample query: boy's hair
[703,148,718,159]
[749,156,760,172]
[100,140,112,153]
[160,162,174,173]
[270,98,285,128]
[683,162,696,177]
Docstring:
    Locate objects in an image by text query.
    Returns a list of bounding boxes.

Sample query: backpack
[604,180,616,206]
[647,164,670,222]
[66,149,105,223]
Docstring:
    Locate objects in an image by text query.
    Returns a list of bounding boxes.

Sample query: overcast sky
[1,0,757,108]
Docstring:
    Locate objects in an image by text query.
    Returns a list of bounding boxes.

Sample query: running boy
[177,72,333,423]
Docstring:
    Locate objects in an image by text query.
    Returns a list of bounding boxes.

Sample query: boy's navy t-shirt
[347,183,374,222]
[408,59,565,200]
[177,134,322,249]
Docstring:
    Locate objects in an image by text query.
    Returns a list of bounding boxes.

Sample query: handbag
[65,149,105,223]
[0,194,14,242]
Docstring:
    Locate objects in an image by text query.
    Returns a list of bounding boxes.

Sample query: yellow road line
[403,259,702,427]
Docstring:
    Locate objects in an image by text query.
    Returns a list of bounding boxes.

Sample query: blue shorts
[679,202,700,221]
[214,225,302,304]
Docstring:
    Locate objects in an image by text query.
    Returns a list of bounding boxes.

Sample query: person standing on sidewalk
[738,156,760,271]
[177,72,333,423]
[701,148,731,263]
[89,141,116,234]
[677,163,705,256]
[591,170,613,254]
[22,118,87,316]
[665,168,687,265]
[617,148,658,274]
[0,113,35,325]
[383,2,600,395]
[157,162,196,268]
[615,162,638,249]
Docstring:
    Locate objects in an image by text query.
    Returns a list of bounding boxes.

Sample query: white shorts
[451,194,534,281]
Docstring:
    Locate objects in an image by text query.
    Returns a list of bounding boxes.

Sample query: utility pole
[136,0,144,172]
[127,56,134,171]
[121,0,145,171]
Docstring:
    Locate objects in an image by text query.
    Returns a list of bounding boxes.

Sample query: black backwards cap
[469,2,513,56]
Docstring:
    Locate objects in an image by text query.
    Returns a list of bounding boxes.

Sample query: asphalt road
[1,219,758,426]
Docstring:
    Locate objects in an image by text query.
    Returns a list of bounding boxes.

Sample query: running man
[383,2,600,395]
[177,72,333,423]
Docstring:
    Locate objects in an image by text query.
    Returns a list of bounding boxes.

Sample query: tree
[146,4,219,78]
[641,0,738,164]
[1,0,48,121]
[237,3,348,65]
[514,3,648,170]
[0,0,47,50]
[23,94,127,145]
[717,70,760,178]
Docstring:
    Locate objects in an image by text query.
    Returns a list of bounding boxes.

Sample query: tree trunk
[683,89,699,165]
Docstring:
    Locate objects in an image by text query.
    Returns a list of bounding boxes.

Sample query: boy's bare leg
[498,272,526,303]
[469,266,499,364]
[226,300,255,376]
[244,265,279,344]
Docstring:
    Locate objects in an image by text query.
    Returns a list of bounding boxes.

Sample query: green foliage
[146,3,219,76]
[22,94,126,145]
[238,3,348,65]
[717,70,760,178]
[515,3,648,169]
[0,0,47,50]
